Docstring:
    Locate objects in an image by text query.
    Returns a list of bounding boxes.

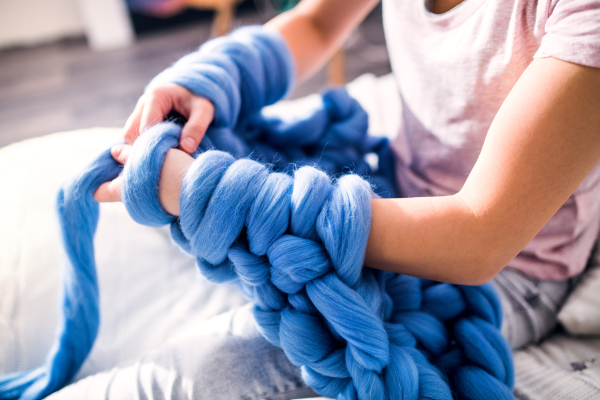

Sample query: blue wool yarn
[0,27,514,400]
[0,149,122,400]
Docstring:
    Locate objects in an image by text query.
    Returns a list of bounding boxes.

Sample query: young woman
[91,0,600,398]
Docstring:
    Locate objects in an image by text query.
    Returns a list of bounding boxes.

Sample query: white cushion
[0,129,248,379]
[558,256,600,336]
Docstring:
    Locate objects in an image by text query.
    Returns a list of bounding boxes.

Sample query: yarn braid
[0,27,514,400]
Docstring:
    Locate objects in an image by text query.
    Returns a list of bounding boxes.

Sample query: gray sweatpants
[492,266,573,350]
[48,267,573,400]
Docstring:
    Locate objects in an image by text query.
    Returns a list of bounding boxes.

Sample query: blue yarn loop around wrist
[0,26,514,400]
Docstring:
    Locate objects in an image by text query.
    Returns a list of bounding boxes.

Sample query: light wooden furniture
[185,0,244,36]
[327,48,345,86]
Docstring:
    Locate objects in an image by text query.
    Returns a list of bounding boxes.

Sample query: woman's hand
[93,144,194,216]
[124,83,215,154]
[94,84,207,212]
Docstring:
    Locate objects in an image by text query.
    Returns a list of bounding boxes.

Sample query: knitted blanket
[0,27,513,400]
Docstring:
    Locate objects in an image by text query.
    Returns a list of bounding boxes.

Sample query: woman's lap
[49,268,571,400]
[48,304,317,400]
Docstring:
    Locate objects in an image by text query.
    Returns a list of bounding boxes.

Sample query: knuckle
[195,98,214,116]
[151,84,177,97]
[145,91,159,102]
[146,88,167,102]
[147,85,163,95]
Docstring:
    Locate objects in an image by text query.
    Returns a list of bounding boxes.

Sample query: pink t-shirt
[383,0,600,280]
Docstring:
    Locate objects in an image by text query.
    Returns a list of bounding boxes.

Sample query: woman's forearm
[364,195,512,286]
[365,59,600,286]
[265,0,380,83]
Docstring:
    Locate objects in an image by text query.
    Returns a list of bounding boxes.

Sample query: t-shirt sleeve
[534,0,600,68]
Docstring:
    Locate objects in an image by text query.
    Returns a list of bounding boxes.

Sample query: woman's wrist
[158,148,195,216]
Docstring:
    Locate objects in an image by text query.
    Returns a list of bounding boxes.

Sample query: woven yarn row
[0,27,514,400]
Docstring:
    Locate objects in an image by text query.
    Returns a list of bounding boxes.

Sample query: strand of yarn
[123,123,515,400]
[145,26,397,197]
[0,85,397,400]
[0,151,122,400]
[0,26,513,400]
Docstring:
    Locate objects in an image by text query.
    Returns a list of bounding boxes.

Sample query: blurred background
[0,0,391,149]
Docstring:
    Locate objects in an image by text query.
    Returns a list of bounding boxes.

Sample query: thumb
[94,177,122,202]
[93,144,132,202]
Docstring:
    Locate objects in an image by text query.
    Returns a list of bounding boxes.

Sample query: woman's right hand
[124,83,215,154]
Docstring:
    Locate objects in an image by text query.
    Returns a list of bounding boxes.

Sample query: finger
[139,92,172,134]
[124,96,146,144]
[94,177,122,203]
[111,144,133,165]
[180,98,215,153]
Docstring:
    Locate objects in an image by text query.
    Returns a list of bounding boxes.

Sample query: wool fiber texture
[0,27,514,400]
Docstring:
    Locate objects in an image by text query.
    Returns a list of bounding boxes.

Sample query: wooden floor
[0,7,390,149]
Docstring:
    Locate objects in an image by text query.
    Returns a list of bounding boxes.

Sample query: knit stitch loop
[115,121,514,400]
[0,26,514,400]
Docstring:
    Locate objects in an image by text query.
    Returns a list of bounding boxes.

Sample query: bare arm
[365,58,600,285]
[266,0,380,82]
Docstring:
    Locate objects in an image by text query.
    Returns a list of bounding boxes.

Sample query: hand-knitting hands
[93,143,194,216]
[124,83,214,154]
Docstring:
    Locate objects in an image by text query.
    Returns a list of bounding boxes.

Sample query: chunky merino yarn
[0,27,514,400]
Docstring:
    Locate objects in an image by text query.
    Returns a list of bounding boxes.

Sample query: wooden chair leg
[213,4,234,37]
[327,48,345,86]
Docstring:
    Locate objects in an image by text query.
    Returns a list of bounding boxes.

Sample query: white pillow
[558,253,600,336]
[0,129,248,379]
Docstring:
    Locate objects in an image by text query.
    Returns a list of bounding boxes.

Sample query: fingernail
[182,138,195,152]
